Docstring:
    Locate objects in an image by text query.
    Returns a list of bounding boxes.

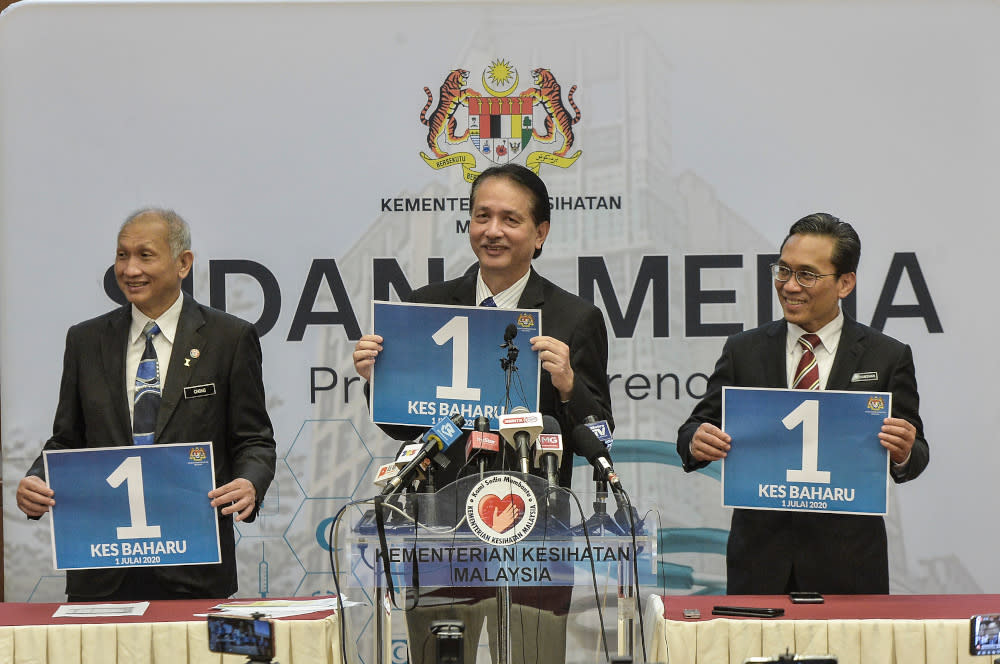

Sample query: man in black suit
[353,164,613,663]
[354,164,613,488]
[677,213,929,595]
[16,208,276,601]
[677,213,928,595]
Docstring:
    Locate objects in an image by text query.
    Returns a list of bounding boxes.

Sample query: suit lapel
[827,315,867,389]
[445,270,478,306]
[516,269,545,310]
[103,305,133,440]
[763,320,788,388]
[156,295,205,438]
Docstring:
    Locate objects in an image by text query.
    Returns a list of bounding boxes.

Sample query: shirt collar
[129,293,184,345]
[786,307,844,356]
[476,268,531,309]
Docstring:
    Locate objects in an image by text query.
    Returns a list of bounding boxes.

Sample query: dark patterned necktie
[792,333,822,390]
[480,296,497,307]
[133,322,162,445]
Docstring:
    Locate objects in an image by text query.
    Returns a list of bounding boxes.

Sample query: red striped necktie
[792,333,822,390]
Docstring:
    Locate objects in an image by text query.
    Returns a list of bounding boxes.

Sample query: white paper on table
[195,596,364,619]
[53,601,150,618]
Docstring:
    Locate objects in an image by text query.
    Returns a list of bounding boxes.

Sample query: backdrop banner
[0,0,990,617]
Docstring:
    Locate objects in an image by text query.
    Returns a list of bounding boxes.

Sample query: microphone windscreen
[541,414,561,435]
[572,423,607,463]
[503,323,517,342]
[467,431,500,455]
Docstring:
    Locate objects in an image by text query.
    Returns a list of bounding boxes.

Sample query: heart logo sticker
[465,474,537,544]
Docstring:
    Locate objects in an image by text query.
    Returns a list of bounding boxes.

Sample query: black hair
[780,212,861,275]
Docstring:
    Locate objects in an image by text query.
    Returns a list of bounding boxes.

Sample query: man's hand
[689,422,731,462]
[530,335,574,401]
[879,417,916,465]
[209,478,258,522]
[352,334,384,382]
[17,476,55,517]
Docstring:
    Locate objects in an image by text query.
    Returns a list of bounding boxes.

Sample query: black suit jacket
[27,294,276,599]
[676,315,929,594]
[375,268,614,488]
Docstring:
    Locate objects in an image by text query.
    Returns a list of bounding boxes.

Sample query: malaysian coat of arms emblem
[419,59,582,181]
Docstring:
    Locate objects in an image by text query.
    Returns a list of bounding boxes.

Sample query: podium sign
[44,443,221,570]
[371,301,541,428]
[722,387,891,515]
[350,473,654,588]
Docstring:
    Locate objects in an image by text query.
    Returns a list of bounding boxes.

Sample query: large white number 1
[106,456,162,539]
[783,399,831,484]
[432,316,481,400]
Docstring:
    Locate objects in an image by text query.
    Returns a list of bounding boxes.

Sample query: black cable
[327,497,374,664]
[619,488,648,662]
[564,485,612,662]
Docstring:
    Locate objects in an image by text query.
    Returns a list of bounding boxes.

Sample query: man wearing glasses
[676,213,929,594]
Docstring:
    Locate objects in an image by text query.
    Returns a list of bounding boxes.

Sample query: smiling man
[16,208,276,601]
[354,164,613,487]
[676,212,929,595]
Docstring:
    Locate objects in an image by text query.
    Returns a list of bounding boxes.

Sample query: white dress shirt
[784,309,844,390]
[476,269,530,310]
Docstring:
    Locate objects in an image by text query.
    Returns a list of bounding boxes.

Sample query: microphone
[572,423,626,501]
[465,415,500,476]
[372,462,401,490]
[500,323,518,348]
[498,407,543,474]
[372,441,426,491]
[381,414,466,495]
[395,442,425,464]
[533,415,563,489]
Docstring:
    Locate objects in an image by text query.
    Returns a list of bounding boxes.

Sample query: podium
[339,472,655,664]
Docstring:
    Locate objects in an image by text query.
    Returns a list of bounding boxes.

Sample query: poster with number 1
[43,442,221,570]
[722,387,891,516]
[371,301,541,429]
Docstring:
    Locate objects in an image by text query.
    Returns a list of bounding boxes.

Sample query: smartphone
[712,605,784,618]
[207,614,275,661]
[970,613,1000,656]
[789,591,824,604]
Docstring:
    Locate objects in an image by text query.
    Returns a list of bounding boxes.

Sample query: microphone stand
[497,335,519,664]
[499,340,519,415]
[575,469,628,536]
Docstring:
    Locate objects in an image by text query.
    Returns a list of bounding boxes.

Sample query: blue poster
[721,387,891,515]
[43,443,221,570]
[371,302,541,428]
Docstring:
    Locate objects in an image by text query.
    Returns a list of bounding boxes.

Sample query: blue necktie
[133,322,161,445]
[480,296,497,307]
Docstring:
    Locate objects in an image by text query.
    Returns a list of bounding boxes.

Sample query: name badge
[184,383,216,399]
[851,371,878,383]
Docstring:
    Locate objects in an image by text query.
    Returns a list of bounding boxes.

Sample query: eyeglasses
[770,264,837,288]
